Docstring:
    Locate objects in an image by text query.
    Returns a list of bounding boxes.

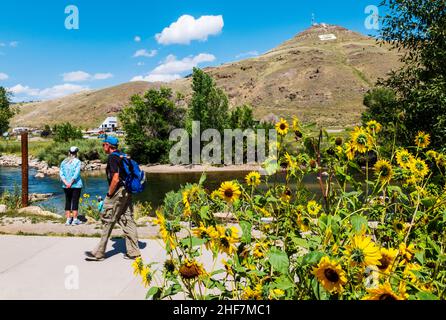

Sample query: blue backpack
[112,152,146,194]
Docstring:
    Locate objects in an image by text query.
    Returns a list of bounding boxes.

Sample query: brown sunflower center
[280,123,286,130]
[324,268,340,283]
[224,189,234,198]
[379,293,397,301]
[179,263,201,279]
[378,255,392,271]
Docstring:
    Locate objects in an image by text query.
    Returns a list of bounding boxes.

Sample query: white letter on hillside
[169,128,190,164]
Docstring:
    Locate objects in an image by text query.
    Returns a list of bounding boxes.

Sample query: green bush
[0,186,22,210]
[162,189,184,220]
[38,139,107,167]
[52,123,83,142]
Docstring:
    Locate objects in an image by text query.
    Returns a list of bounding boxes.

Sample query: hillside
[12,24,402,129]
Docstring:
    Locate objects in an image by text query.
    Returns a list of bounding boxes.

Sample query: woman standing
[60,146,83,226]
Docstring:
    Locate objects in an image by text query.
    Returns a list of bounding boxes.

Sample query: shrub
[38,139,106,167]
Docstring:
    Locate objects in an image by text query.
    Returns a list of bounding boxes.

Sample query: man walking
[85,136,141,261]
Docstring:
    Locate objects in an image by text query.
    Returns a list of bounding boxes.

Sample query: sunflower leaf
[240,220,252,244]
[351,215,368,234]
[146,286,161,300]
[416,291,439,300]
[302,251,324,266]
[268,248,290,274]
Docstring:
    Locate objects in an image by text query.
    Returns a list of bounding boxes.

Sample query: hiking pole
[21,131,29,208]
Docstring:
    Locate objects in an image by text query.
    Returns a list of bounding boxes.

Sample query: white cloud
[62,71,113,82]
[0,43,5,47]
[137,62,145,66]
[9,83,89,100]
[131,74,181,82]
[236,51,259,59]
[134,36,141,42]
[130,53,215,83]
[0,73,8,81]
[63,71,91,82]
[152,53,215,75]
[9,41,19,47]
[155,15,224,45]
[133,49,157,58]
[93,73,113,80]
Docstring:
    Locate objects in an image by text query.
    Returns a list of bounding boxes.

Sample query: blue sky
[0,0,383,101]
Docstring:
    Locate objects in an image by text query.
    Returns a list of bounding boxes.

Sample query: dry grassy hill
[12,24,402,129]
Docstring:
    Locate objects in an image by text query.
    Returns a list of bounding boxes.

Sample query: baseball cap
[102,136,119,147]
[69,146,79,153]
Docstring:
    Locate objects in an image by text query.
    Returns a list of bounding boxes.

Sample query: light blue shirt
[60,157,83,189]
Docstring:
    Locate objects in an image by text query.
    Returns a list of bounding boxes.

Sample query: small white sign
[318,34,337,41]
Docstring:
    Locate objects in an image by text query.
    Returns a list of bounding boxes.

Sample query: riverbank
[0,154,105,177]
[141,163,262,173]
[1,153,263,176]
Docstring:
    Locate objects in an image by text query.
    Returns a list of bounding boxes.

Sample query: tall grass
[0,139,53,157]
[38,139,107,167]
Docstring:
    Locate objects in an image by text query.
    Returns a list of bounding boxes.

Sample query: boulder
[214,211,236,222]
[0,204,7,214]
[18,206,61,219]
[35,173,45,179]
[29,193,53,202]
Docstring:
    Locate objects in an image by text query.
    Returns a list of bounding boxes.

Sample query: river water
[0,166,322,215]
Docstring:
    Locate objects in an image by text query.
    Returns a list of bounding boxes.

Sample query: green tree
[187,68,229,133]
[229,105,255,130]
[0,87,17,135]
[119,87,185,164]
[52,122,83,142]
[373,0,446,148]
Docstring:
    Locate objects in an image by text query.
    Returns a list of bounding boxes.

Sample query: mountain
[12,24,402,129]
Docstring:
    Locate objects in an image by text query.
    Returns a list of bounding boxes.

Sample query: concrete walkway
[0,235,176,300]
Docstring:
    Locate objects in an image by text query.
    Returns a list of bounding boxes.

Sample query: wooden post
[21,131,29,208]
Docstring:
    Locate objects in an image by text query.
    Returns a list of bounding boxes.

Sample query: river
[0,166,322,215]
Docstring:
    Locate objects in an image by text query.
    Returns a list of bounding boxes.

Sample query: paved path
[0,235,189,300]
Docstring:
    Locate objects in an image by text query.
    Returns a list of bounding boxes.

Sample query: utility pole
[21,131,29,208]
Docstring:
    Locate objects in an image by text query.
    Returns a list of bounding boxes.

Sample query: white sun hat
[69,146,79,153]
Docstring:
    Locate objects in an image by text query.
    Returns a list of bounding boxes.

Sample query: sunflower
[269,289,285,299]
[141,266,152,287]
[179,259,206,280]
[164,259,176,273]
[362,282,405,300]
[312,256,347,293]
[366,120,382,134]
[393,220,409,235]
[345,235,382,267]
[242,284,263,300]
[153,210,176,249]
[403,263,421,283]
[399,243,415,263]
[281,187,292,202]
[218,181,241,203]
[275,118,289,136]
[409,158,429,178]
[210,190,221,201]
[344,142,356,160]
[193,223,218,241]
[132,257,144,276]
[297,214,311,232]
[350,127,373,154]
[284,152,298,170]
[292,116,300,132]
[374,159,393,184]
[426,150,438,162]
[252,242,269,259]
[215,225,239,255]
[307,200,322,216]
[222,259,234,276]
[396,149,413,168]
[245,171,261,187]
[415,131,430,149]
[377,248,398,274]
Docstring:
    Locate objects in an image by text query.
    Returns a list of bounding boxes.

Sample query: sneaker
[123,254,141,260]
[65,218,73,226]
[84,251,105,262]
[72,219,82,226]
